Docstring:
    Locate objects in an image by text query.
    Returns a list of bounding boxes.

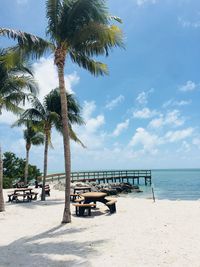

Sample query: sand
[1,187,200,267]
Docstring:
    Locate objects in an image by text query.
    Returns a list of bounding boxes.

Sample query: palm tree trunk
[57,65,71,223]
[41,130,49,201]
[24,143,31,185]
[0,145,5,212]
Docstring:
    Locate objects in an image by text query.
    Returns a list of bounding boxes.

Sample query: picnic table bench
[73,203,96,216]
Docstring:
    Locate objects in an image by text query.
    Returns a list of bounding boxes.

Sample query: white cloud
[71,101,105,150]
[129,127,160,154]
[148,117,164,128]
[86,115,105,134]
[179,80,197,92]
[178,17,200,29]
[136,92,148,105]
[105,95,124,110]
[175,100,192,106]
[164,110,184,127]
[133,107,158,119]
[149,110,185,129]
[82,101,96,120]
[0,110,18,125]
[163,99,191,108]
[112,119,129,137]
[136,88,154,105]
[164,128,194,143]
[136,0,157,6]
[33,57,79,101]
[82,101,105,133]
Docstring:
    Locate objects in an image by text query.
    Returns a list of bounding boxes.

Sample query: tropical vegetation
[3,151,41,189]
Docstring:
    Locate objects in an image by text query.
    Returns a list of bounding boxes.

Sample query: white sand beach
[1,187,200,267]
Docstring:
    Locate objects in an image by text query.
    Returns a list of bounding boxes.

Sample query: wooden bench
[74,197,84,203]
[105,199,117,213]
[73,203,96,216]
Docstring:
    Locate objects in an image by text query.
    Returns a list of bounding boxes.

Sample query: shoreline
[1,187,200,266]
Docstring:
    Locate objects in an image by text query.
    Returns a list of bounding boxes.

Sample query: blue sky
[0,0,200,172]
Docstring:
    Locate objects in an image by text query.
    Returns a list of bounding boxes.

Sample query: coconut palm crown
[0,48,38,115]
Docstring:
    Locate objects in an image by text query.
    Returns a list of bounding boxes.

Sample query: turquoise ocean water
[138,169,200,201]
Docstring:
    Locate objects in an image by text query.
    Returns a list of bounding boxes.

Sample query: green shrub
[3,152,41,188]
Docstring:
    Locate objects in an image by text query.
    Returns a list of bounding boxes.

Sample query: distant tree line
[3,152,41,189]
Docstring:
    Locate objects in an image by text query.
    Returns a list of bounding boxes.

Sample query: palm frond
[72,23,124,57]
[46,0,62,40]
[29,95,46,116]
[20,108,46,122]
[0,28,54,59]
[0,98,23,114]
[69,51,108,76]
[31,132,44,145]
[109,16,123,24]
[69,125,85,148]
[1,47,33,75]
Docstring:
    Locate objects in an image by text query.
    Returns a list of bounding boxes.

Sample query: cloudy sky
[0,0,200,172]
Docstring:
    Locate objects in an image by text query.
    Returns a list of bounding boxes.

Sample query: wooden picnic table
[81,192,117,213]
[8,188,38,202]
[81,192,107,204]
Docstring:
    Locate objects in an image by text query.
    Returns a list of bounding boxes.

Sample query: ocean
[138,169,200,201]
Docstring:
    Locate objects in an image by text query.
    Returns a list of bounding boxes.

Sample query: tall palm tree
[0,146,4,212]
[22,122,44,185]
[18,89,84,201]
[0,0,123,222]
[0,48,38,212]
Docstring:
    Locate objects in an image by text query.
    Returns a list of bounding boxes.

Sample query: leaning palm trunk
[55,49,71,223]
[41,131,49,201]
[0,146,5,212]
[24,143,31,185]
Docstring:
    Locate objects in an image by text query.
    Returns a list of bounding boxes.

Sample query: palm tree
[13,120,44,185]
[0,48,38,212]
[0,0,123,222]
[22,122,44,185]
[18,89,84,201]
[0,146,5,212]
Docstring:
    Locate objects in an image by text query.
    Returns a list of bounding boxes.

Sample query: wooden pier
[39,170,152,185]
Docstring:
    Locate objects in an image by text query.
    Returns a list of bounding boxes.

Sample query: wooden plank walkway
[38,170,152,185]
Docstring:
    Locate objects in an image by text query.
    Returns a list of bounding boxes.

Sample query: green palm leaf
[0,28,54,59]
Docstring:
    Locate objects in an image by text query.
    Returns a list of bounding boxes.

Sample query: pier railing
[38,169,151,185]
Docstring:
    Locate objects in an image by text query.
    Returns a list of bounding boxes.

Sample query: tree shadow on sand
[5,198,65,210]
[0,224,106,267]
